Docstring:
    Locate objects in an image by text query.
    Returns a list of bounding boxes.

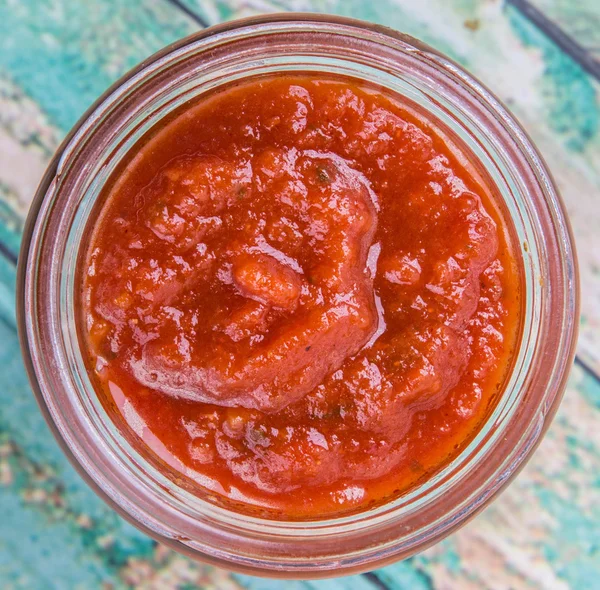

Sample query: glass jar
[17,14,579,578]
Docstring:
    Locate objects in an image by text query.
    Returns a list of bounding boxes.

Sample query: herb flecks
[316,167,331,184]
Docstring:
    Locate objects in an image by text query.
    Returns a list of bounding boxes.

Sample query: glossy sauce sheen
[82,76,521,518]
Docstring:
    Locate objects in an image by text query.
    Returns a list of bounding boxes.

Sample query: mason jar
[17,14,579,578]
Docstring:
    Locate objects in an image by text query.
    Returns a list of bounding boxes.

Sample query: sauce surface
[82,76,521,518]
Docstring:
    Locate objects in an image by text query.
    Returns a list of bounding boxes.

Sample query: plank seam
[574,355,600,382]
[506,0,600,80]
[163,0,211,29]
[362,571,392,590]
[0,240,18,266]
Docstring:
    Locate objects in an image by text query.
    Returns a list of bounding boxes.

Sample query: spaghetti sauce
[82,76,521,518]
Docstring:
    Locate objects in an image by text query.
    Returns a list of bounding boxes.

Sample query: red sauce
[82,76,521,518]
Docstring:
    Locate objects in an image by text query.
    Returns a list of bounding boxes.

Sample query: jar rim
[17,13,579,577]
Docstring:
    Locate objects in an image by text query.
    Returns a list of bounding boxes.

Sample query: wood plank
[234,575,385,590]
[0,0,199,228]
[506,0,600,81]
[0,0,200,133]
[527,0,600,61]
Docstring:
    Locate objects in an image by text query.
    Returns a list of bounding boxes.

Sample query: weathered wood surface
[0,1,598,588]
[529,0,600,60]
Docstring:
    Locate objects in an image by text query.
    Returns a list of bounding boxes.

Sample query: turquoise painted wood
[0,1,599,588]
[530,0,600,59]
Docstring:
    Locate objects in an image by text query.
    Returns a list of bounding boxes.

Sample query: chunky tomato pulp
[82,76,521,518]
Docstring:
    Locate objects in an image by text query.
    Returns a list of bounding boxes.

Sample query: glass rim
[17,13,579,577]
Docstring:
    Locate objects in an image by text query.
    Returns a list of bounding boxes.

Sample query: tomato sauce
[81,76,521,518]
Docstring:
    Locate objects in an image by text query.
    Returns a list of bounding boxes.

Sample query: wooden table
[1,1,598,588]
